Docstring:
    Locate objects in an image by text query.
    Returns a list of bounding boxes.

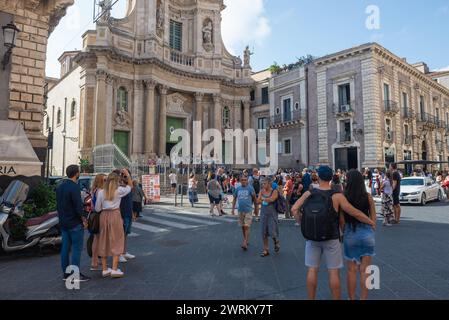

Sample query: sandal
[241,245,248,251]
[274,239,280,253]
[260,251,270,257]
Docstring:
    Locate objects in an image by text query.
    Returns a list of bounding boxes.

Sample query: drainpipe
[62,97,67,176]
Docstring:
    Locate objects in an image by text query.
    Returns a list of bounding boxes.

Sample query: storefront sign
[0,166,17,175]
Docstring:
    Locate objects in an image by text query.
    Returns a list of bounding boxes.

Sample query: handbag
[88,211,101,234]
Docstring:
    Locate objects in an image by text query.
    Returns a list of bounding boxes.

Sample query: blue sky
[46,0,449,78]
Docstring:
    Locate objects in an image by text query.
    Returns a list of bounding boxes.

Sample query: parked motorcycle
[0,180,61,253]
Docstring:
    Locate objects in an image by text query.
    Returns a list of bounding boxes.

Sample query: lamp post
[2,22,20,70]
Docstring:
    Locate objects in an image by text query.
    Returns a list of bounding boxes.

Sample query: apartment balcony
[334,103,355,118]
[437,120,446,130]
[417,112,437,130]
[269,110,305,128]
[338,131,353,144]
[384,100,399,116]
[385,130,394,143]
[403,135,412,146]
[170,50,195,68]
[402,107,415,122]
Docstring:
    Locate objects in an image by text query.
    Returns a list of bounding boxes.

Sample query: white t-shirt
[95,185,132,211]
[169,173,177,184]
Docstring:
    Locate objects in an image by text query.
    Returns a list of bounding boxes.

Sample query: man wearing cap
[291,166,376,300]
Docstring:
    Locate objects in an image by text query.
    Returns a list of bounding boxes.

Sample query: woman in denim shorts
[342,169,377,300]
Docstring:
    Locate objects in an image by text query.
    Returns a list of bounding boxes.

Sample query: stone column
[158,85,168,156]
[213,94,222,133]
[144,80,157,156]
[104,74,114,144]
[133,80,145,154]
[195,92,205,132]
[243,99,251,131]
[94,70,107,146]
[234,100,242,129]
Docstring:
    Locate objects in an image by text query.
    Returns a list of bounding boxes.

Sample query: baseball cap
[317,166,333,182]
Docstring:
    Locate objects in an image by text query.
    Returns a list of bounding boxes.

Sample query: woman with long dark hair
[380,171,394,226]
[342,169,377,300]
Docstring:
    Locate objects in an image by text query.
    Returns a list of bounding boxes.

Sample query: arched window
[70,100,76,118]
[223,106,231,128]
[117,87,128,112]
[57,108,61,125]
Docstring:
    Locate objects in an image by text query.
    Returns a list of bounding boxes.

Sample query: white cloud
[221,0,271,55]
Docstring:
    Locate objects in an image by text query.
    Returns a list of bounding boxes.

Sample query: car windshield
[401,179,424,186]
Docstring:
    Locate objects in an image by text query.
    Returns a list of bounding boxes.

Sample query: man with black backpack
[249,168,261,221]
[291,166,376,300]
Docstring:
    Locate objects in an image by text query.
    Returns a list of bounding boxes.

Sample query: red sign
[142,174,160,203]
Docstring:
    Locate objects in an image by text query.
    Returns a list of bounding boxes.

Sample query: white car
[399,177,445,205]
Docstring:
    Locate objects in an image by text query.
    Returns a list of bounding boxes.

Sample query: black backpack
[300,189,340,241]
[252,177,260,194]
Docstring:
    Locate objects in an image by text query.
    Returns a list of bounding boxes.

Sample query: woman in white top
[95,171,132,278]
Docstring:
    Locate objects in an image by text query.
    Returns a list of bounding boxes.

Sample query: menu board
[142,174,160,203]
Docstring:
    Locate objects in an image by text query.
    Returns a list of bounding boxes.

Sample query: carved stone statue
[202,19,214,52]
[244,46,253,67]
[156,1,164,30]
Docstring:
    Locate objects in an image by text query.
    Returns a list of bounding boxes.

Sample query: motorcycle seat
[26,212,58,227]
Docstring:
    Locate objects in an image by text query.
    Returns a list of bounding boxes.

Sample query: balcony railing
[404,135,412,146]
[385,130,394,143]
[338,131,353,143]
[335,103,354,115]
[417,112,437,126]
[270,110,305,126]
[402,107,415,120]
[384,100,399,114]
[437,120,446,129]
[170,50,194,67]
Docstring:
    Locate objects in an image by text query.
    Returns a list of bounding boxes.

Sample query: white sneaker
[111,269,124,278]
[124,252,135,260]
[294,222,300,227]
[119,255,127,263]
[102,268,112,277]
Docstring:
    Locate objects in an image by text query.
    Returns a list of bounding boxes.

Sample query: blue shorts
[123,216,132,235]
[343,224,375,264]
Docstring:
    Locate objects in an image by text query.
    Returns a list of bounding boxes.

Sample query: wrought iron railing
[384,100,399,114]
[270,110,305,126]
[338,131,353,143]
[335,103,354,114]
[402,107,415,120]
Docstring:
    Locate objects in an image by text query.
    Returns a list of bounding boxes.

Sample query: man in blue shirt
[56,165,90,282]
[119,168,136,263]
[232,175,258,251]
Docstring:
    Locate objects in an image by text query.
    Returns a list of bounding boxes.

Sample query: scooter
[0,180,61,253]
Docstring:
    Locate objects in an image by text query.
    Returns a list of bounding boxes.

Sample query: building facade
[250,69,270,167]
[0,0,74,174]
[309,43,449,172]
[45,0,254,172]
[268,66,308,169]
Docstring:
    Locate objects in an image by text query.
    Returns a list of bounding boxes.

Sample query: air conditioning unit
[340,104,351,113]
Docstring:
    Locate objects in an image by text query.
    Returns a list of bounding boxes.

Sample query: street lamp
[2,22,20,70]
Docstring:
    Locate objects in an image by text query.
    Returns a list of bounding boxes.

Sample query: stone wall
[0,0,74,168]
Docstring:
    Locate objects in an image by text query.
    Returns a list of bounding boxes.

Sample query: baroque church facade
[72,0,253,163]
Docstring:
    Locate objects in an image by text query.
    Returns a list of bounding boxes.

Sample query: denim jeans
[60,224,84,274]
